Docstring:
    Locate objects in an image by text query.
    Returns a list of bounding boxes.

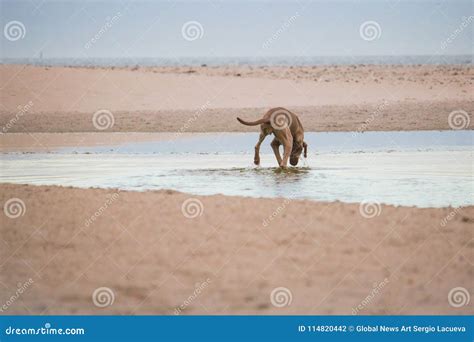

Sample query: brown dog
[237,107,307,168]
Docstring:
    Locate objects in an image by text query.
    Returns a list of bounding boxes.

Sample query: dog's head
[290,141,308,166]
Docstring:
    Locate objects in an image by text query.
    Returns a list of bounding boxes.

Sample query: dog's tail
[236,117,269,126]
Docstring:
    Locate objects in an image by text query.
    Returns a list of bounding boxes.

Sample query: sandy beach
[1,0,473,339]
[0,64,472,133]
[1,183,472,315]
[1,63,472,316]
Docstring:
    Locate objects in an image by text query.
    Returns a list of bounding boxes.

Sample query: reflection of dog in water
[237,107,307,168]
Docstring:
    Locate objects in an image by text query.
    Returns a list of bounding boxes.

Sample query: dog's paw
[254,158,260,166]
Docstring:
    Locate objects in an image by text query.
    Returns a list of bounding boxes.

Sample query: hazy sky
[1,0,472,59]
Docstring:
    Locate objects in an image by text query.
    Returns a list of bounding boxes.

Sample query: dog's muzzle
[290,157,298,166]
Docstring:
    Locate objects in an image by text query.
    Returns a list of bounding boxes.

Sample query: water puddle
[1,131,472,208]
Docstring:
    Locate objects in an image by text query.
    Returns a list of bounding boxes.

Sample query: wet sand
[0,132,193,152]
[1,183,473,315]
[0,64,472,133]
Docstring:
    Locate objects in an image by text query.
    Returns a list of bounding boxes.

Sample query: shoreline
[1,59,472,68]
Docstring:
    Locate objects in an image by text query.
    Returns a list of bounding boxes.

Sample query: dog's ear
[303,141,308,158]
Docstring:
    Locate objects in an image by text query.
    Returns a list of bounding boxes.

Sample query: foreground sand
[1,183,472,315]
[1,64,472,132]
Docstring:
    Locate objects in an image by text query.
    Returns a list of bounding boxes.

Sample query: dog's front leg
[254,132,266,165]
[280,139,293,168]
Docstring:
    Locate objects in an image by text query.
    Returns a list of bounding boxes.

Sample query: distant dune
[0,64,472,133]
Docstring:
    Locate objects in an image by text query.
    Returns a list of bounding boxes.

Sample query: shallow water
[57,130,473,155]
[1,131,472,208]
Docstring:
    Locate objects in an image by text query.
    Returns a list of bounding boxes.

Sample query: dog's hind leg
[254,131,267,165]
[270,138,282,166]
